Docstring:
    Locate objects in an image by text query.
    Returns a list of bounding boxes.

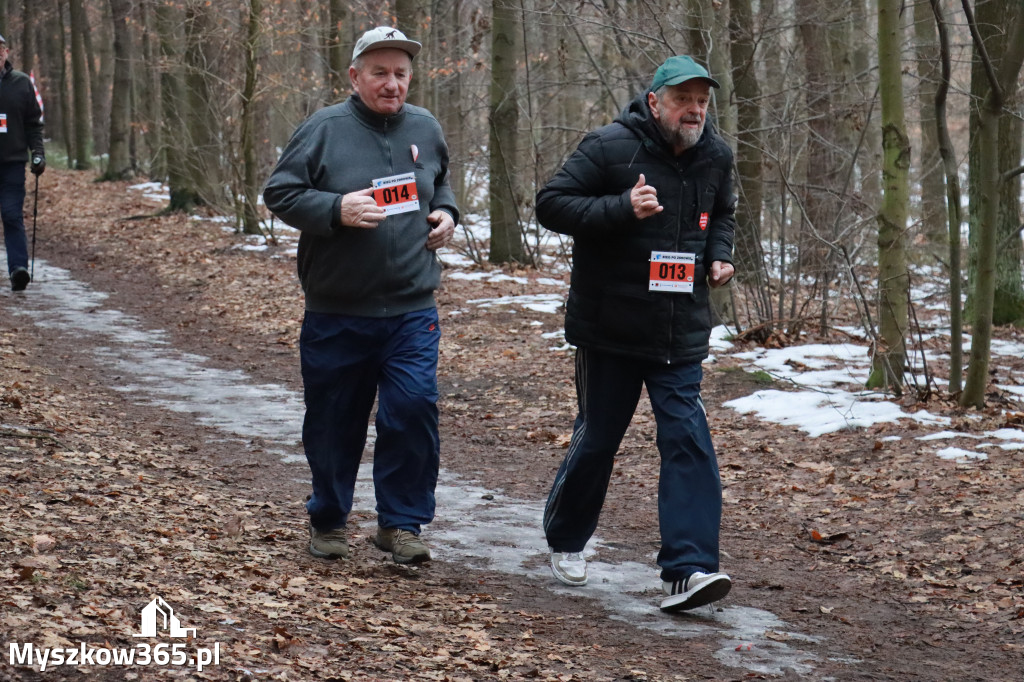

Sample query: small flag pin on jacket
[411,144,419,162]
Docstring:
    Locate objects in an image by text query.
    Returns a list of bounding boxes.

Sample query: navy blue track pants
[300,308,440,533]
[0,162,28,276]
[543,346,722,582]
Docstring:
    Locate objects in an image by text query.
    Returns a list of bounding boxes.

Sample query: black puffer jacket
[0,61,45,165]
[536,91,736,364]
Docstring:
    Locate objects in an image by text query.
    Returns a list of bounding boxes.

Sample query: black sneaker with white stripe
[10,267,30,292]
[660,571,731,612]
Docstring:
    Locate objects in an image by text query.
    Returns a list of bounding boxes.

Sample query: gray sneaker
[308,522,349,559]
[550,551,588,586]
[373,527,431,564]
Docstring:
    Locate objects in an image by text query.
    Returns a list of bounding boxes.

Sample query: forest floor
[1,169,1022,681]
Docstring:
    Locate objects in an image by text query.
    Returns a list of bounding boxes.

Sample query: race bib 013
[649,251,695,293]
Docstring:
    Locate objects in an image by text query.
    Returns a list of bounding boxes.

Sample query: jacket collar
[349,93,406,130]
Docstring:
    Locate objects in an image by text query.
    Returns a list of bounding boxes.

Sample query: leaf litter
[1,170,1022,680]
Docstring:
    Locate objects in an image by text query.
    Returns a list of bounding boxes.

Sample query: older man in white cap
[264,27,459,565]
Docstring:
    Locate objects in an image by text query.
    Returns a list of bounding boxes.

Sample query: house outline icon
[133,596,197,638]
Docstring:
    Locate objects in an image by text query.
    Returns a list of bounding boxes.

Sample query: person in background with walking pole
[0,31,45,292]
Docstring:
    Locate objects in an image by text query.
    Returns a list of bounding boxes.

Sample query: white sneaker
[550,551,588,586]
[660,571,731,612]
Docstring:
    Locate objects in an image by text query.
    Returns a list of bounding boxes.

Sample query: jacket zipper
[665,172,689,365]
[383,116,393,316]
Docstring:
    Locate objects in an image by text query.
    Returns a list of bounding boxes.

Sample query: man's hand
[630,173,663,219]
[709,261,734,288]
[341,187,385,228]
[425,210,455,251]
[30,156,45,176]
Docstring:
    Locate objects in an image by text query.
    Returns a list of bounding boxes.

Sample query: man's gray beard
[659,119,704,151]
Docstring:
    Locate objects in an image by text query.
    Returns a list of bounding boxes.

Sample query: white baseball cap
[352,26,421,61]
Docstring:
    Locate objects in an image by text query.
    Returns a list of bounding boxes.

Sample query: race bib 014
[372,172,420,216]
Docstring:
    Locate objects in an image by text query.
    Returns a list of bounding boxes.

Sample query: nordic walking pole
[30,170,39,280]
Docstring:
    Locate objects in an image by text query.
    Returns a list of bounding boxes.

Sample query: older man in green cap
[536,55,736,612]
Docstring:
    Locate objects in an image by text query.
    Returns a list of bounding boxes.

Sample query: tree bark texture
[240,0,263,235]
[104,0,133,180]
[325,0,348,103]
[729,0,769,317]
[19,0,33,75]
[930,0,965,395]
[184,0,217,206]
[966,0,1024,328]
[913,0,947,249]
[68,0,93,170]
[488,0,526,264]
[961,0,1024,407]
[868,0,910,392]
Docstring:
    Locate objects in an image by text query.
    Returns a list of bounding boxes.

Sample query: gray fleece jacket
[264,94,459,317]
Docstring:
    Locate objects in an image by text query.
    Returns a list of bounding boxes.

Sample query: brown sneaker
[309,522,349,559]
[373,527,431,564]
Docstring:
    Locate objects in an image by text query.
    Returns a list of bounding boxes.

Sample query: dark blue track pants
[543,347,722,582]
[0,162,28,276]
[300,308,440,533]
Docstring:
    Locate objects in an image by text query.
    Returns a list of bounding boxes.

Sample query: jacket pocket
[596,287,663,346]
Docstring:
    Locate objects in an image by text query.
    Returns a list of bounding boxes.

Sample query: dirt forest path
[1,170,1022,681]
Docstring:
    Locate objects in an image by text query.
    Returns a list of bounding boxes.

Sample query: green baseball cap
[651,56,720,91]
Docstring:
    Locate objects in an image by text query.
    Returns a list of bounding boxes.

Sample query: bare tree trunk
[137,0,163,179]
[103,0,133,181]
[68,0,93,169]
[688,0,735,146]
[239,0,264,236]
[284,0,320,113]
[54,0,74,160]
[686,0,735,325]
[961,0,1024,407]
[729,0,770,328]
[395,0,425,107]
[913,0,946,250]
[325,0,348,103]
[488,0,526,264]
[156,1,200,212]
[20,0,34,75]
[183,0,217,206]
[973,0,1024,326]
[930,0,965,395]
[867,0,910,393]
[850,0,881,215]
[435,0,469,212]
[98,1,115,158]
[796,0,840,283]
